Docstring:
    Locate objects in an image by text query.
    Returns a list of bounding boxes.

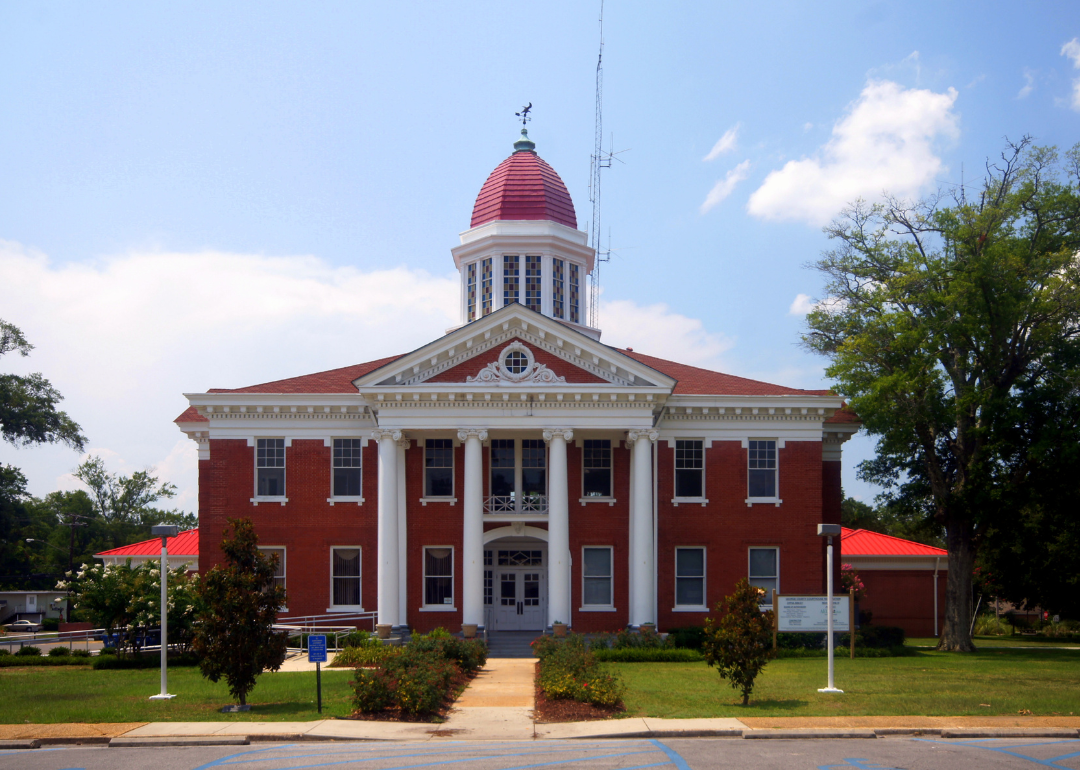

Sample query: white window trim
[421,438,456,501]
[673,546,707,612]
[258,545,288,612]
[671,438,708,505]
[743,437,783,507]
[581,439,614,502]
[580,545,615,611]
[251,437,288,505]
[421,545,456,611]
[748,546,780,611]
[327,545,363,612]
[327,437,365,505]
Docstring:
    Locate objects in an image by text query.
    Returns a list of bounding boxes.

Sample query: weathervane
[515,102,532,126]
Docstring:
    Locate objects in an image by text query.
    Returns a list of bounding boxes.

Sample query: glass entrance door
[495,570,545,631]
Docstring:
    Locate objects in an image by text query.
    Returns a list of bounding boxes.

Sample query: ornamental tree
[803,139,1080,651]
[702,579,776,706]
[193,518,288,707]
[840,564,866,601]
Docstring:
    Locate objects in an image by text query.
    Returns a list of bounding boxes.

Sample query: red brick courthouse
[176,129,861,636]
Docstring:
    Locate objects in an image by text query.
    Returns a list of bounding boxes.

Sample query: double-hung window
[748,440,778,499]
[258,546,287,610]
[749,547,778,608]
[675,547,706,608]
[256,439,285,497]
[332,439,363,497]
[582,547,613,608]
[424,439,454,497]
[582,439,612,498]
[424,547,454,608]
[674,440,704,498]
[330,547,361,609]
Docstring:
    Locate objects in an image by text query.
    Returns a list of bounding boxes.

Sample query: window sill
[420,497,457,506]
[578,497,617,506]
[327,497,364,506]
[578,606,617,612]
[251,497,288,506]
[326,606,365,613]
[672,606,709,613]
[671,498,709,507]
[745,497,782,507]
[419,606,458,612]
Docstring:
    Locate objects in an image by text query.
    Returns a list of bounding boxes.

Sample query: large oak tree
[804,139,1080,651]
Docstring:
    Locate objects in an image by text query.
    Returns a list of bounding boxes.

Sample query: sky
[1,1,1078,514]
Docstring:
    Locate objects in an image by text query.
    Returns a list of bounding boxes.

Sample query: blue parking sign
[308,634,327,663]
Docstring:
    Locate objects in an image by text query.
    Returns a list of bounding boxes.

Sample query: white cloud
[802,122,814,132]
[1062,38,1080,110]
[700,160,752,214]
[746,80,959,226]
[600,299,735,371]
[703,123,741,161]
[1017,69,1035,99]
[788,293,816,315]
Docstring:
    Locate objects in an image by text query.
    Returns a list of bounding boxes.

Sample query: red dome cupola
[470,130,577,229]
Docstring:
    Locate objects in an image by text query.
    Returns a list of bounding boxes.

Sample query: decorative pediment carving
[465,341,567,385]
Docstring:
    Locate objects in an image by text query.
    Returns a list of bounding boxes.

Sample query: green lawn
[0,665,357,723]
[609,648,1080,718]
[906,635,1080,648]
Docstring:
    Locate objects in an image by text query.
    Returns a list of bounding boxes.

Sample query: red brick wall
[859,568,947,638]
[425,340,607,383]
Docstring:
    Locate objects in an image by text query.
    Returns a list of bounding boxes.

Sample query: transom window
[497,549,543,566]
[674,440,704,498]
[332,439,362,497]
[748,440,778,498]
[331,547,361,608]
[675,547,705,607]
[257,439,285,496]
[749,547,779,608]
[424,439,454,497]
[583,439,612,497]
[424,547,454,606]
[582,547,613,607]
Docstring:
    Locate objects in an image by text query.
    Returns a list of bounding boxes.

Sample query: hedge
[593,647,704,663]
[0,655,92,667]
[776,645,915,658]
[92,653,201,670]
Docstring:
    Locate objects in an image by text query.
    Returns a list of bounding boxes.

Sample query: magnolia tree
[702,579,777,706]
[58,560,198,656]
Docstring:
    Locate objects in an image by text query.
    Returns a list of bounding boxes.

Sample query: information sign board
[308,634,327,663]
[776,595,851,633]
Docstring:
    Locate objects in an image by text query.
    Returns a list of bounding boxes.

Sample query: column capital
[628,429,659,443]
[372,429,403,442]
[543,428,574,443]
[397,437,411,450]
[457,428,489,442]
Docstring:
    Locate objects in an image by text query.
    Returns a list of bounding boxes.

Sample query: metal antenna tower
[587,1,609,329]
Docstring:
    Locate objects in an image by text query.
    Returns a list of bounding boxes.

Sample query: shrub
[668,626,707,650]
[332,643,397,668]
[777,632,826,650]
[593,647,703,663]
[93,652,200,670]
[702,579,776,706]
[48,646,71,657]
[340,630,374,648]
[612,626,668,649]
[393,656,457,715]
[0,648,9,656]
[42,618,60,631]
[15,645,42,657]
[858,625,905,648]
[351,668,393,712]
[588,632,613,651]
[409,636,487,674]
[419,626,453,640]
[71,649,92,658]
[535,633,625,708]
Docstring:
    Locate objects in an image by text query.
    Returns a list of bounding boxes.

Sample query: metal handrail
[484,495,548,514]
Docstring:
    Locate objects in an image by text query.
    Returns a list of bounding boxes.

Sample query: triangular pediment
[352,304,675,391]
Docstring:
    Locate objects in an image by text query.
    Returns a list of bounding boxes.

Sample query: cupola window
[552,259,565,319]
[481,258,493,316]
[503,255,519,306]
[525,255,542,312]
[466,263,477,322]
[569,263,581,323]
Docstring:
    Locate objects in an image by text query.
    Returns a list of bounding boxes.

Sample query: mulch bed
[339,668,475,723]
[532,669,623,723]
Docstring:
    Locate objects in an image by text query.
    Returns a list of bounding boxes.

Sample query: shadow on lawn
[741,699,808,711]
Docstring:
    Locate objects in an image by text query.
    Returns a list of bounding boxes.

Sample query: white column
[459,429,488,628]
[396,437,409,628]
[628,430,658,627]
[544,428,573,628]
[374,429,401,629]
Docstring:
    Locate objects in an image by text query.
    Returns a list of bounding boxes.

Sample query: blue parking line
[913,738,1080,769]
[648,740,692,770]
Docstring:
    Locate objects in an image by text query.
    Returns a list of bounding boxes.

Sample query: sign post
[817,523,843,694]
[149,523,179,701]
[308,634,327,714]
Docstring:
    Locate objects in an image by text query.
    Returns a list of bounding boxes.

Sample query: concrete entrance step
[485,630,540,658]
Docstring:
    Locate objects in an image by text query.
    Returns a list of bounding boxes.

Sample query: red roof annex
[95,528,199,558]
[841,527,947,557]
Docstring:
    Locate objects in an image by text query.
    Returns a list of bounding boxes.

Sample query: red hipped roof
[95,529,199,558]
[841,527,946,557]
[471,150,577,229]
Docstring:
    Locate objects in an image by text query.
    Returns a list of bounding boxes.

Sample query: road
[5,737,1080,769]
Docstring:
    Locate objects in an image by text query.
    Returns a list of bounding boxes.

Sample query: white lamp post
[817,523,843,694]
[149,524,179,701]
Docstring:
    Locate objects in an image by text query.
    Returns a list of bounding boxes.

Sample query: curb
[109,736,251,748]
[38,737,113,746]
[744,729,877,740]
[0,740,40,750]
[940,728,1080,739]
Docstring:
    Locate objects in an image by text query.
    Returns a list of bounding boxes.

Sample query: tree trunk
[938,519,977,652]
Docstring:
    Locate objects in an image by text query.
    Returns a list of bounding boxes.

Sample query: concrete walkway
[435,657,537,739]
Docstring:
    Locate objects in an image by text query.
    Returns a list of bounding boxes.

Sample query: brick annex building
[176,129,860,636]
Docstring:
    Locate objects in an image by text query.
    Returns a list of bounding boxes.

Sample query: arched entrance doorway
[484,526,548,632]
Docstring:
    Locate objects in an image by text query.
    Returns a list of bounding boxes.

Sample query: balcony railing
[484,494,548,515]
